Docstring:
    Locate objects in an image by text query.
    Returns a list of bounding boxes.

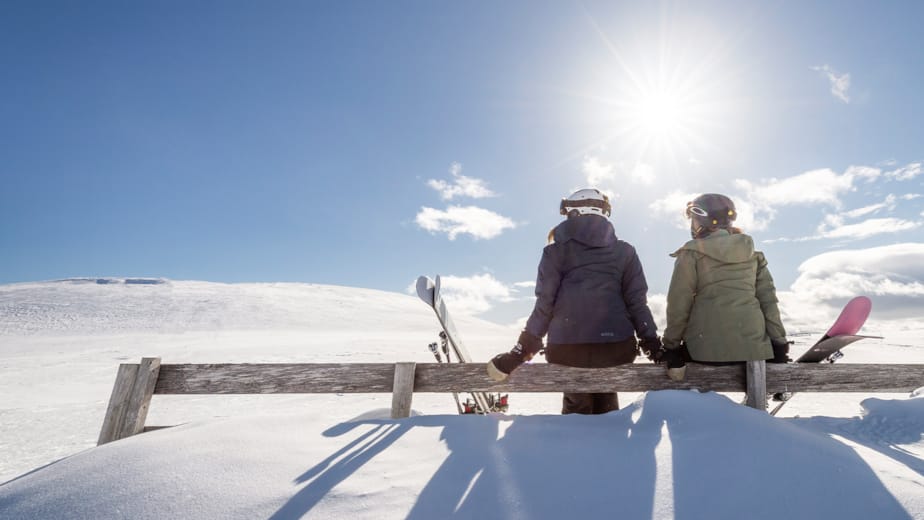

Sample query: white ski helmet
[559,188,611,217]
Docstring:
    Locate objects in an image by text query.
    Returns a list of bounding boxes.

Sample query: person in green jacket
[659,193,790,381]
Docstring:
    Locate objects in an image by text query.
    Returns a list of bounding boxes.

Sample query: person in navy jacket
[487,188,662,414]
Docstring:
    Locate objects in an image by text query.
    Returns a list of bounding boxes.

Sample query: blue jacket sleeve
[524,245,562,339]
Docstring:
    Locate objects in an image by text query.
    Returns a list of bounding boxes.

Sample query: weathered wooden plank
[415,363,750,393]
[391,362,416,419]
[116,357,161,440]
[98,363,140,445]
[765,363,924,393]
[154,363,398,394]
[153,362,747,393]
[745,361,767,411]
[151,362,923,395]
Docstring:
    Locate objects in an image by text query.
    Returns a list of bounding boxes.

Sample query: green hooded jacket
[662,229,787,362]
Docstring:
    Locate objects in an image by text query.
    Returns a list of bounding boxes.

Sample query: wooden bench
[98,357,923,445]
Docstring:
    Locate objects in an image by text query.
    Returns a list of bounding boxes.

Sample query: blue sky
[2,1,923,327]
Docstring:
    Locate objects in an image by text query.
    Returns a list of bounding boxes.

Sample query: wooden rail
[98,358,924,445]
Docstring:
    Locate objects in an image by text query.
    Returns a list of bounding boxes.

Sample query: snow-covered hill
[1,279,922,519]
[0,278,505,337]
[0,279,516,483]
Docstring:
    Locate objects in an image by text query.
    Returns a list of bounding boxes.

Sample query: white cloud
[582,155,656,188]
[631,162,656,185]
[647,293,667,332]
[735,168,853,208]
[415,205,516,240]
[734,166,884,231]
[432,273,516,316]
[649,191,699,231]
[650,164,908,236]
[842,194,897,219]
[766,194,918,242]
[887,162,923,181]
[902,193,922,200]
[812,64,851,103]
[426,162,496,200]
[774,243,924,331]
[582,156,616,187]
[844,165,881,182]
[789,242,924,308]
[813,217,921,241]
[769,218,920,243]
[513,281,536,289]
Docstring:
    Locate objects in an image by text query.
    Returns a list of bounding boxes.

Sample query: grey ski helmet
[560,188,611,218]
[686,193,736,238]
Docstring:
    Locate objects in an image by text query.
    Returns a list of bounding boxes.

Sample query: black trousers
[544,338,638,415]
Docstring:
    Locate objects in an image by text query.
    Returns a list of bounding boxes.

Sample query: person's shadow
[407,406,663,519]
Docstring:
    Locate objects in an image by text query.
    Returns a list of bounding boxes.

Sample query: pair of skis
[416,275,508,414]
[769,296,881,415]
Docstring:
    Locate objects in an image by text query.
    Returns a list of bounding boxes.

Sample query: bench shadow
[786,396,924,479]
[268,415,416,520]
[662,391,915,520]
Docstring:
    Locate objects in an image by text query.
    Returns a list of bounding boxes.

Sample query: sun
[631,89,690,137]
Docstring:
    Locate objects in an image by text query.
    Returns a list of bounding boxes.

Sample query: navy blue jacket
[524,215,657,344]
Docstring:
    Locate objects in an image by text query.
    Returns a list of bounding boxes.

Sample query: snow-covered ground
[1,279,922,519]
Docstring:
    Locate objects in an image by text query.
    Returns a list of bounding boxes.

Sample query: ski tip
[415,276,435,305]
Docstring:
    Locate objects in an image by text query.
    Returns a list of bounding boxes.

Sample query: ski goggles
[685,202,709,218]
[559,196,611,216]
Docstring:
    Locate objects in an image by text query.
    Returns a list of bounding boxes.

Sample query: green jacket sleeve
[755,252,787,341]
[663,250,697,350]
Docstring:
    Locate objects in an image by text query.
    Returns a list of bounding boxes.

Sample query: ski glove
[770,338,792,363]
[638,336,663,363]
[486,331,542,382]
[660,347,686,381]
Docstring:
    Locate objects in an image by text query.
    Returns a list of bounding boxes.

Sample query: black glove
[638,336,664,363]
[486,331,543,381]
[770,338,792,363]
[660,347,686,381]
[660,347,686,369]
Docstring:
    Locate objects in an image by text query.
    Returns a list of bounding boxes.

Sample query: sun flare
[568,13,739,174]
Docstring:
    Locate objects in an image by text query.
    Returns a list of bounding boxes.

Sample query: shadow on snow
[270,390,914,519]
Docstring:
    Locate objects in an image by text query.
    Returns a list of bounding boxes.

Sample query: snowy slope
[0,279,517,483]
[1,279,923,519]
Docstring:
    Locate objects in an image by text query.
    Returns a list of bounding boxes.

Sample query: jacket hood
[671,229,755,263]
[553,215,616,247]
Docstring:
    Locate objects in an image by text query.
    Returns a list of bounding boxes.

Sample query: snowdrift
[1,390,922,519]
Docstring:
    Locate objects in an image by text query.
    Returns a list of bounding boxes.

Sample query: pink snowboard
[824,296,872,337]
[796,296,877,363]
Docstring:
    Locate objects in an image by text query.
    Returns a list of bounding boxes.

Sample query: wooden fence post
[745,360,767,411]
[98,357,162,445]
[391,362,416,419]
[98,363,140,445]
